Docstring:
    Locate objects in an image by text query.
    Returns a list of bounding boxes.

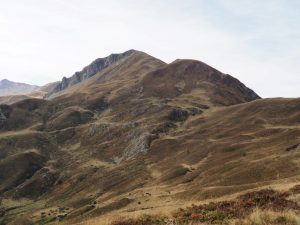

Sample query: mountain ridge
[46,49,138,98]
[0,50,299,225]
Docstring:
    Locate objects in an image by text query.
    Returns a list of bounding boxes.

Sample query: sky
[0,0,299,97]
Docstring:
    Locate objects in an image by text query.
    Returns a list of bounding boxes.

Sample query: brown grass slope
[141,59,259,105]
[111,187,300,225]
[0,51,299,225]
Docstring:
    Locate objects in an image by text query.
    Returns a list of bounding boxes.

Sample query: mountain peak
[141,58,260,105]
[46,49,138,98]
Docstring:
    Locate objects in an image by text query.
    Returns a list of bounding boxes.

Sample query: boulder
[168,108,189,122]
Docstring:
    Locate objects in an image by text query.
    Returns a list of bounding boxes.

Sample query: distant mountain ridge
[0,79,39,96]
[0,80,59,105]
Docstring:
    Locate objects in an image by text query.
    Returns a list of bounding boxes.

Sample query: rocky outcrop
[0,105,12,121]
[46,50,136,98]
[115,132,153,162]
[151,121,177,135]
[168,108,189,122]
[0,109,6,121]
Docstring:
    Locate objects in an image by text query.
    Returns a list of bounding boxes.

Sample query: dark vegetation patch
[112,188,300,225]
[286,143,299,152]
[174,189,299,224]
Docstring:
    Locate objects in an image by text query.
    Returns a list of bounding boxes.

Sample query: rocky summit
[46,49,136,98]
[0,50,299,225]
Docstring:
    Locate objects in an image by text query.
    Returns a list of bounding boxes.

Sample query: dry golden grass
[61,187,300,225]
[231,210,300,225]
[73,210,300,225]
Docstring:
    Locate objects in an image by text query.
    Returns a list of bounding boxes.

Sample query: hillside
[0,50,299,225]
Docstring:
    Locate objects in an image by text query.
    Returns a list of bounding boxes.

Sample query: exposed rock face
[0,79,39,96]
[168,108,189,122]
[151,121,177,135]
[46,50,136,98]
[118,132,152,161]
[0,109,6,121]
[188,107,203,116]
[0,105,12,121]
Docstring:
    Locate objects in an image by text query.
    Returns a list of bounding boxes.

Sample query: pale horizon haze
[0,0,299,97]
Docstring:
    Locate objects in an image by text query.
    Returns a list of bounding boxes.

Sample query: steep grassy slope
[146,98,300,196]
[0,51,298,225]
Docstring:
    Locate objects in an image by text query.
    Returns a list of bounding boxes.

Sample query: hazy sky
[0,0,299,97]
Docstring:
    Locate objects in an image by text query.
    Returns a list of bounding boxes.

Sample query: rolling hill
[0,50,299,225]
